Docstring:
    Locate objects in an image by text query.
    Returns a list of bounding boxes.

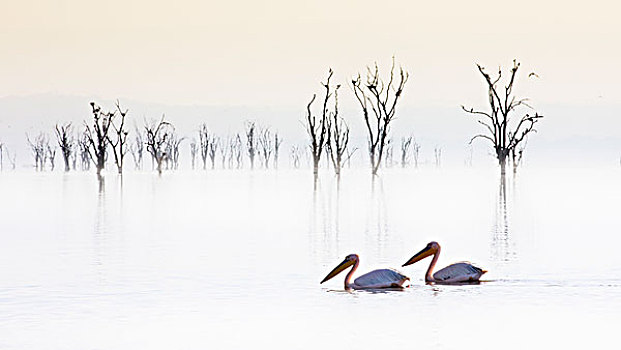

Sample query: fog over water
[0,166,619,348]
[1,1,621,348]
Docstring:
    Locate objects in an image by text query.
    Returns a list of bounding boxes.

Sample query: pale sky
[1,0,620,167]
[1,0,620,107]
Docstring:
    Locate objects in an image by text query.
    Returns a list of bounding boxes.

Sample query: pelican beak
[321,258,355,284]
[403,246,434,267]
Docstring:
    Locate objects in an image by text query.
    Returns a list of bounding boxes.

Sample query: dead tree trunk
[304,69,333,175]
[400,136,412,168]
[352,57,409,175]
[208,136,218,169]
[190,140,198,170]
[462,59,543,175]
[274,132,282,169]
[55,123,73,172]
[434,146,442,167]
[326,87,352,176]
[219,136,229,169]
[26,133,47,171]
[78,130,92,170]
[107,100,129,174]
[165,132,183,170]
[130,126,144,170]
[258,126,273,169]
[198,123,210,170]
[245,121,257,169]
[85,102,114,175]
[145,116,173,174]
[233,133,243,169]
[47,144,57,171]
[291,145,301,169]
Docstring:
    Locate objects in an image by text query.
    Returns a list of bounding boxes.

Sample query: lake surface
[0,167,620,349]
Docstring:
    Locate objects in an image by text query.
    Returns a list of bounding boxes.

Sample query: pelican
[402,241,487,284]
[321,254,410,290]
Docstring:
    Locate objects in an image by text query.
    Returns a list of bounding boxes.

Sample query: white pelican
[321,254,410,290]
[402,241,487,284]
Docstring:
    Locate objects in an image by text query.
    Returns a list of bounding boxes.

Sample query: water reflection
[490,174,517,266]
[366,176,389,258]
[309,175,339,262]
[94,174,108,283]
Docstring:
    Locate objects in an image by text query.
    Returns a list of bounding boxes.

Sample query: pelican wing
[353,268,409,289]
[433,262,486,283]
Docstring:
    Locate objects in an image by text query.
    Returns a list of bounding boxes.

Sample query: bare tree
[26,132,47,170]
[274,132,283,169]
[325,85,352,176]
[434,146,442,167]
[0,141,3,171]
[129,126,144,170]
[352,57,409,175]
[47,143,57,170]
[384,138,394,168]
[165,131,184,170]
[106,101,129,174]
[226,136,237,169]
[290,145,301,168]
[4,146,16,170]
[208,136,218,169]
[412,140,420,168]
[198,123,210,170]
[400,136,413,168]
[219,136,230,169]
[190,139,198,170]
[84,102,114,175]
[258,126,273,169]
[54,123,74,172]
[245,121,257,169]
[233,133,243,169]
[304,69,333,175]
[145,116,173,174]
[462,59,543,175]
[78,130,92,171]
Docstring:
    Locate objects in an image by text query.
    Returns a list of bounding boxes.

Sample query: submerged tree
[273,132,283,169]
[78,130,92,170]
[55,123,73,172]
[208,136,218,169]
[165,131,184,170]
[145,116,174,174]
[107,101,130,174]
[245,121,257,169]
[189,139,198,170]
[326,85,353,176]
[258,126,273,169]
[232,133,243,169]
[129,126,145,170]
[400,136,412,168]
[304,69,334,175]
[352,57,409,175]
[462,59,543,175]
[198,123,210,170]
[84,102,114,175]
[26,132,47,170]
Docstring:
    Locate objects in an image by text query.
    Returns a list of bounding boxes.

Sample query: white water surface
[0,167,620,349]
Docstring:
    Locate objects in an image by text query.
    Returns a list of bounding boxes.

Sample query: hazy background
[0,0,619,167]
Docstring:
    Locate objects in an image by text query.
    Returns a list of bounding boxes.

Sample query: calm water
[0,167,620,349]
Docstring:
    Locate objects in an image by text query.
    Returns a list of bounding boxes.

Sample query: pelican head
[321,254,358,284]
[403,241,440,267]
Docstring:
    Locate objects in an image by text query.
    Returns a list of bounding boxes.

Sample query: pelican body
[403,241,487,284]
[321,254,409,290]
